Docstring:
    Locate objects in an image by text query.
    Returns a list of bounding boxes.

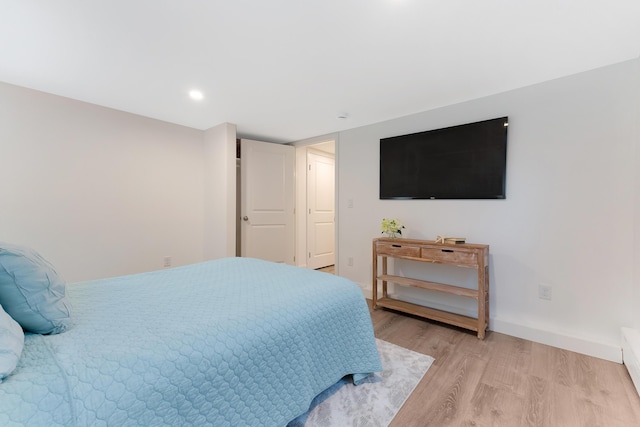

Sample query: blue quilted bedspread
[0,258,381,426]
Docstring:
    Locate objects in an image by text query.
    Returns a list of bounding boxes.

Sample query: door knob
[243,216,249,221]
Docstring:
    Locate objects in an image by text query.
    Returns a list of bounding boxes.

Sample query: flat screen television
[379,117,508,199]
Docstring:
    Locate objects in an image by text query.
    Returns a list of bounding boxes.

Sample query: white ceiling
[1,1,639,143]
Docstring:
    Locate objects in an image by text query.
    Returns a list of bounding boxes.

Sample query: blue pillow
[0,243,71,334]
[0,303,24,381]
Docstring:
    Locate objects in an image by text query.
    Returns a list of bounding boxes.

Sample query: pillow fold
[0,242,71,335]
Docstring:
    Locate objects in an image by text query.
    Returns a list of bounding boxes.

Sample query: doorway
[236,137,336,270]
[306,148,335,269]
[294,139,336,270]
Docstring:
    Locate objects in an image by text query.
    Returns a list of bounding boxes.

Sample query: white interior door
[306,151,335,269]
[241,139,295,264]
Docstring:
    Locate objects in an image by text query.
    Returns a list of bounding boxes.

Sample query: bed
[0,251,382,426]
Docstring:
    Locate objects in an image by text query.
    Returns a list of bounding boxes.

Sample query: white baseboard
[360,283,622,363]
[622,328,640,396]
[492,318,622,363]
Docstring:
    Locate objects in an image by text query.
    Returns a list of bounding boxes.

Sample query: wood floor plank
[467,382,525,427]
[392,352,486,426]
[369,303,640,427]
[521,376,552,427]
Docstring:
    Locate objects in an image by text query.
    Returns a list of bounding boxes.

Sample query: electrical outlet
[538,284,552,300]
[347,257,354,267]
[163,256,172,268]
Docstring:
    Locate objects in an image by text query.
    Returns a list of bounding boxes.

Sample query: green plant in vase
[381,218,405,238]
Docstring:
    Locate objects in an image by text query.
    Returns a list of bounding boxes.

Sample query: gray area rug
[289,339,435,427]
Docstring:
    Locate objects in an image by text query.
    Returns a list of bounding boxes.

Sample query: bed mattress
[0,257,381,426]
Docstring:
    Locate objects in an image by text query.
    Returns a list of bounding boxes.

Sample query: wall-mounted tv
[380,117,508,200]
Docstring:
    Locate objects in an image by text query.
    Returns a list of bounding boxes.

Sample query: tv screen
[379,117,508,199]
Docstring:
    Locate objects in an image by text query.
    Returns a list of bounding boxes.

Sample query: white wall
[0,82,207,282]
[337,58,640,362]
[203,122,237,260]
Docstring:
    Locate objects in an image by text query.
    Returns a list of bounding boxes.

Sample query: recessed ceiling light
[189,90,204,101]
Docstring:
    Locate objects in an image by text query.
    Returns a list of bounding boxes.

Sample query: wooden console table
[372,237,490,339]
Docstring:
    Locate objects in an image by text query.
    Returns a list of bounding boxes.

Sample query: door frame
[306,148,335,269]
[293,135,338,272]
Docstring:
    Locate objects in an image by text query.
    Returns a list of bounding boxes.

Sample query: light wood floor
[369,302,640,427]
[316,265,335,274]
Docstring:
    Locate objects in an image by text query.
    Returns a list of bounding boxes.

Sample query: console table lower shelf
[375,297,483,334]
